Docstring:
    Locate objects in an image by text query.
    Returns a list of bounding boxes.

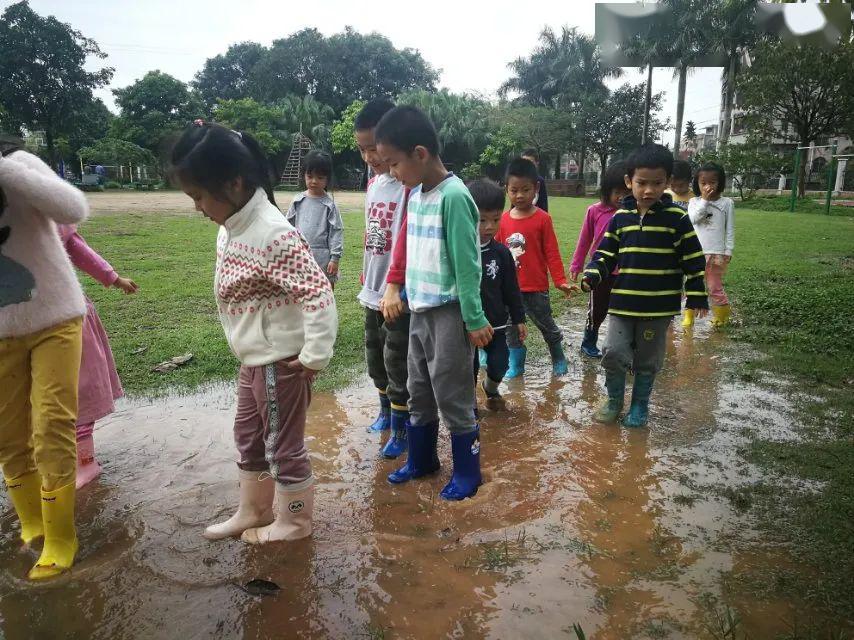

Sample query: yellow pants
[0,318,82,490]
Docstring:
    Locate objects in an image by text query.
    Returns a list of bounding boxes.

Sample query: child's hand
[557,283,580,298]
[287,358,318,382]
[380,284,405,323]
[516,323,528,343]
[569,271,580,282]
[326,261,339,277]
[580,278,593,293]
[695,308,709,319]
[468,324,494,348]
[114,276,138,294]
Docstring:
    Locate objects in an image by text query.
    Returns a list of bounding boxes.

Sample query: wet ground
[0,318,843,639]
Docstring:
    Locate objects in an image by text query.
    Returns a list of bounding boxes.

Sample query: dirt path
[85,190,366,217]
[1,312,843,639]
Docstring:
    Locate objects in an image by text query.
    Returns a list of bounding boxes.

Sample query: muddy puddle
[0,317,843,639]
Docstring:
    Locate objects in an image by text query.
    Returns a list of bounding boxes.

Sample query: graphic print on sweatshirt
[485,258,499,280]
[506,232,526,268]
[0,191,37,308]
[365,200,397,255]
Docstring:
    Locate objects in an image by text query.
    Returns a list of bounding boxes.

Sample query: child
[375,106,492,501]
[467,179,526,400]
[569,161,630,358]
[354,98,411,458]
[581,144,708,428]
[171,120,337,543]
[686,162,735,327]
[57,224,138,488]
[496,157,576,377]
[286,150,343,288]
[521,149,549,212]
[666,159,694,210]
[0,143,89,580]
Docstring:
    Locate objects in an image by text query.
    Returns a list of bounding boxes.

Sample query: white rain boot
[241,478,314,544]
[203,469,275,540]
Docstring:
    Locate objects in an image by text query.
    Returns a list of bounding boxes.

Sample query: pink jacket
[57,225,118,286]
[570,202,618,275]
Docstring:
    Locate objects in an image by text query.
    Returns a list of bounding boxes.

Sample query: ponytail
[170,121,277,207]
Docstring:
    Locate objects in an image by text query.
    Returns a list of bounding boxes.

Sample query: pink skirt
[77,297,123,426]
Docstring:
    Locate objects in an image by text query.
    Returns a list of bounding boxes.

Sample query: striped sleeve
[676,214,709,310]
[583,214,621,288]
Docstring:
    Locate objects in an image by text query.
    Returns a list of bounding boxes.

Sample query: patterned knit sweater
[0,150,88,338]
[215,188,338,369]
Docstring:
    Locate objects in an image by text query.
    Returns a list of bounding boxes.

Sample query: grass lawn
[79,194,854,620]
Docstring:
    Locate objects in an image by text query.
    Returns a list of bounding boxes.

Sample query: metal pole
[825,144,837,215]
[789,148,801,212]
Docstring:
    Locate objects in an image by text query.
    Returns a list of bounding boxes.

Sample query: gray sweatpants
[601,315,672,376]
[407,304,477,434]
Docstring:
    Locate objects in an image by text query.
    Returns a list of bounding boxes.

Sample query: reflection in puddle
[0,318,841,639]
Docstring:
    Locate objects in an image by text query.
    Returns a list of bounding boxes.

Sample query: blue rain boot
[440,427,482,501]
[478,349,488,369]
[505,346,526,379]
[387,421,440,484]
[367,392,391,433]
[381,408,409,459]
[549,342,569,376]
[594,371,626,423]
[580,328,602,358]
[622,374,655,428]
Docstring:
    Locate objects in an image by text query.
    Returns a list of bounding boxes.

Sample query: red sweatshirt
[495,207,567,292]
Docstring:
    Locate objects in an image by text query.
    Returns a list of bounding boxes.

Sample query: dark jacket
[583,194,708,317]
[535,176,549,212]
[480,239,525,328]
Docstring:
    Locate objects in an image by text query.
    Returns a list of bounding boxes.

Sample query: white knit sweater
[215,188,338,369]
[687,196,735,256]
[0,150,87,338]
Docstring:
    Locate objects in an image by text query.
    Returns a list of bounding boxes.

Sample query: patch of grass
[738,195,854,217]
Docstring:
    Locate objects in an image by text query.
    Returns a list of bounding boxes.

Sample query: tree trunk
[578,144,587,178]
[720,50,737,147]
[641,64,653,145]
[554,152,561,180]
[673,65,687,154]
[44,127,56,170]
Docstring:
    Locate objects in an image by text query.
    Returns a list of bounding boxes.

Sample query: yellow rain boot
[680,308,695,328]
[4,472,44,546]
[28,482,78,580]
[711,305,731,327]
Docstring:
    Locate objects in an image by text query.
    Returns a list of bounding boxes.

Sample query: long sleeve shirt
[479,239,525,328]
[0,150,88,338]
[58,225,119,287]
[404,173,487,331]
[216,188,338,369]
[687,196,735,256]
[495,207,568,293]
[285,191,344,269]
[570,201,619,275]
[583,194,708,317]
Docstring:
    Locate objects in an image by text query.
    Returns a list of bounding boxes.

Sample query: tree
[0,1,113,162]
[193,42,267,109]
[737,40,854,195]
[111,71,205,155]
[330,100,365,154]
[696,141,790,200]
[213,98,289,156]
[587,84,668,170]
[78,138,155,169]
[685,120,697,142]
[65,98,113,158]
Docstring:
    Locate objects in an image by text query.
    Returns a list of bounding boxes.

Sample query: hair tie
[193,119,205,127]
[231,129,243,140]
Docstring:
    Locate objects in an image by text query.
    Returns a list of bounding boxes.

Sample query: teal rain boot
[622,374,655,428]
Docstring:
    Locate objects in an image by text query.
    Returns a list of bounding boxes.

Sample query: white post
[835,158,848,195]
[119,165,124,181]
[777,173,786,195]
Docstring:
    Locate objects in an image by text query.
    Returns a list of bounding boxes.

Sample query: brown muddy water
[0,322,839,639]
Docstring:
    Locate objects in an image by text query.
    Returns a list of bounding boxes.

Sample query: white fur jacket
[0,150,88,338]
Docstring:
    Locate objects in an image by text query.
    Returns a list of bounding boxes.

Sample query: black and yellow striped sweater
[583,194,708,318]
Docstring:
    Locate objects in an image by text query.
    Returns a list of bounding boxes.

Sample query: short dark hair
[600,160,629,204]
[374,105,439,156]
[692,162,727,197]
[467,178,505,212]
[626,143,674,178]
[521,148,539,161]
[354,98,396,131]
[170,121,276,205]
[671,159,692,182]
[304,150,332,180]
[505,156,539,185]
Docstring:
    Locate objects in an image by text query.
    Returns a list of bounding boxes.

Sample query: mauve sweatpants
[233,358,312,486]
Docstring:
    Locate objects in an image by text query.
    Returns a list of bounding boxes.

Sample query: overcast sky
[15,0,727,145]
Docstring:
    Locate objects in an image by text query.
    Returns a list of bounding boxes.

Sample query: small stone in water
[241,579,281,596]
